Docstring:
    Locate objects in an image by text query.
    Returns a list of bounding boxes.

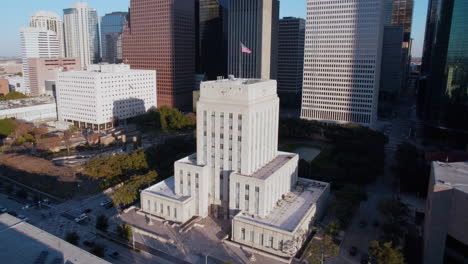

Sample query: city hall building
[140,78,329,257]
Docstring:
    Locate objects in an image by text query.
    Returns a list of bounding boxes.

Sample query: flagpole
[239,42,242,79]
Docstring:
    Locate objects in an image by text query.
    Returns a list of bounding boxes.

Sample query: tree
[116,224,132,241]
[325,221,341,240]
[0,91,28,101]
[65,232,80,246]
[13,120,33,139]
[33,126,48,142]
[90,243,106,257]
[378,199,410,244]
[95,214,109,232]
[63,130,73,155]
[111,171,158,206]
[16,189,28,200]
[307,236,339,264]
[69,125,79,132]
[369,240,405,264]
[0,118,16,138]
[36,137,61,151]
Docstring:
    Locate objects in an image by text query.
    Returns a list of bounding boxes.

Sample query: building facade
[56,64,156,130]
[101,12,127,64]
[420,0,468,131]
[123,0,195,110]
[20,27,60,94]
[29,11,65,57]
[196,0,229,80]
[378,26,404,118]
[0,78,9,96]
[140,78,330,258]
[277,17,305,107]
[423,161,468,264]
[63,2,100,68]
[301,0,385,128]
[28,58,81,96]
[227,0,279,80]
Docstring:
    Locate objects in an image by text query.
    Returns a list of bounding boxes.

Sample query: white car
[18,215,29,222]
[0,207,7,213]
[74,213,88,223]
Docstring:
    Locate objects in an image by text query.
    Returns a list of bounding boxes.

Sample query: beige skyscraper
[29,11,65,57]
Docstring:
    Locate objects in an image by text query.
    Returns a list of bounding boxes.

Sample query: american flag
[241,42,252,54]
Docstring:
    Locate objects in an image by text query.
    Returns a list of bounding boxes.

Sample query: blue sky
[0,0,428,57]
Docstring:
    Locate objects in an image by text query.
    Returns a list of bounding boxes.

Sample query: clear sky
[0,0,428,57]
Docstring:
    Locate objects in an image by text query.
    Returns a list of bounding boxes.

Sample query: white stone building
[301,0,385,128]
[56,64,156,130]
[140,78,330,257]
[29,11,65,57]
[20,27,60,94]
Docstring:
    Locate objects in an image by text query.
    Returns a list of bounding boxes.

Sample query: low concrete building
[140,78,329,258]
[0,78,9,95]
[0,96,56,122]
[56,64,156,130]
[423,161,468,264]
[0,213,110,264]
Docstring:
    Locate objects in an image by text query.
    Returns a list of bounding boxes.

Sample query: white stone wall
[56,64,156,128]
[140,191,194,223]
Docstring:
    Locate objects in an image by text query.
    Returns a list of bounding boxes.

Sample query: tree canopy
[307,236,339,264]
[369,240,405,264]
[132,105,195,132]
[0,92,29,101]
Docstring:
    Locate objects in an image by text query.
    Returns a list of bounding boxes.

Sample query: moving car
[0,207,7,213]
[74,213,88,223]
[106,250,120,259]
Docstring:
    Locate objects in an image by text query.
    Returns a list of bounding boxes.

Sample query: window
[167,206,170,216]
[195,173,199,189]
[147,200,150,211]
[241,228,245,240]
[245,184,250,211]
[174,208,177,218]
[235,182,240,209]
[250,230,254,242]
[160,203,163,214]
[255,187,260,215]
[220,172,224,200]
[259,233,264,246]
[154,202,157,212]
[269,237,274,248]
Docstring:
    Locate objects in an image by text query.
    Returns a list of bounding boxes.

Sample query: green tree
[378,199,410,244]
[307,236,339,264]
[65,232,80,245]
[69,125,79,132]
[0,91,28,101]
[95,214,109,232]
[0,118,16,137]
[116,224,132,241]
[325,221,341,240]
[369,240,405,264]
[111,171,158,206]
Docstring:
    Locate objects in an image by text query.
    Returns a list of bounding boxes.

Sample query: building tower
[20,27,60,95]
[420,0,468,131]
[63,2,100,68]
[140,78,330,258]
[123,0,195,110]
[101,12,127,64]
[29,11,65,57]
[227,0,279,80]
[277,17,305,108]
[196,0,229,80]
[301,0,385,128]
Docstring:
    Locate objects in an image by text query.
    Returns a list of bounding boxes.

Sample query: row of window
[240,228,281,250]
[146,199,177,219]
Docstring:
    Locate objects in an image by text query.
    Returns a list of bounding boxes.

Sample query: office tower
[63,2,100,68]
[0,79,9,96]
[378,26,404,117]
[423,161,468,264]
[421,0,468,130]
[28,58,81,96]
[277,17,305,107]
[20,27,60,94]
[56,64,156,130]
[123,0,195,110]
[29,11,65,57]
[101,12,127,64]
[140,78,330,257]
[301,0,385,128]
[196,0,228,80]
[227,0,279,80]
[421,0,439,75]
[383,0,394,25]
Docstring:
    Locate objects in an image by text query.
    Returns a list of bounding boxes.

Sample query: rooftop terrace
[143,176,191,202]
[433,161,468,193]
[235,179,329,232]
[0,96,55,110]
[248,152,297,180]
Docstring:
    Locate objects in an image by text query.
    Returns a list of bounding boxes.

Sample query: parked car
[82,208,92,214]
[74,213,88,223]
[106,250,120,259]
[18,215,29,222]
[349,246,357,256]
[0,207,7,213]
[8,210,17,217]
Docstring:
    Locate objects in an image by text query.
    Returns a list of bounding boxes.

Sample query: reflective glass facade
[101,12,127,63]
[422,0,468,130]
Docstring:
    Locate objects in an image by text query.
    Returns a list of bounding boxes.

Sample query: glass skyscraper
[101,12,127,63]
[421,0,468,130]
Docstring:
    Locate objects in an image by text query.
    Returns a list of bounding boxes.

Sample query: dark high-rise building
[101,12,127,64]
[123,0,195,110]
[277,17,305,107]
[227,0,279,80]
[421,0,439,75]
[421,0,468,130]
[196,0,228,80]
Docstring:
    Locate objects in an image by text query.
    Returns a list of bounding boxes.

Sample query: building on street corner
[140,78,330,258]
[56,64,156,131]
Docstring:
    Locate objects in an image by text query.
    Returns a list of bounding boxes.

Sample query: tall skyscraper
[421,0,439,75]
[20,27,60,94]
[227,0,279,80]
[63,2,100,68]
[123,0,195,110]
[101,12,127,64]
[196,0,228,80]
[277,17,305,107]
[29,11,65,57]
[421,0,468,130]
[301,0,385,128]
